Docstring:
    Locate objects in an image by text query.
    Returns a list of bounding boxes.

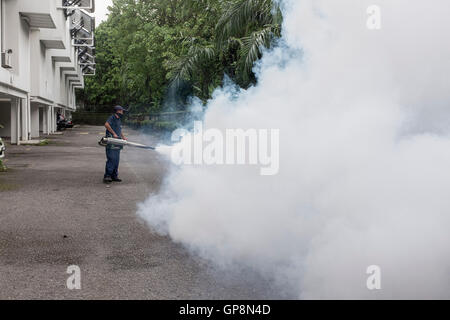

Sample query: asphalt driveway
[0,125,283,300]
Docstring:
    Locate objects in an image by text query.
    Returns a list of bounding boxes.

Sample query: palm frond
[240,24,278,74]
[216,0,278,44]
[169,45,217,86]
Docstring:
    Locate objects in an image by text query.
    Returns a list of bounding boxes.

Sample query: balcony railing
[59,0,95,13]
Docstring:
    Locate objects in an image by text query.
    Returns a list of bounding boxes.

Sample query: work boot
[103,176,113,184]
[112,177,122,182]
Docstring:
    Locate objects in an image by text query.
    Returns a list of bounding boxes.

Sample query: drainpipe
[0,0,4,53]
[16,98,20,145]
[27,93,31,140]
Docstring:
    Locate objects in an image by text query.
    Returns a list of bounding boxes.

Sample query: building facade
[0,0,95,144]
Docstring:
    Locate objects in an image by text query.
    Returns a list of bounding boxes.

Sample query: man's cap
[114,105,127,112]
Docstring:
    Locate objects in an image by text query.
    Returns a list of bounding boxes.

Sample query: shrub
[153,121,179,132]
[0,159,6,172]
[72,112,111,126]
[38,139,50,146]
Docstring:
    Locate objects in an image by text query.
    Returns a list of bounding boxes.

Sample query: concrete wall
[30,103,39,138]
[0,0,95,144]
[2,0,32,92]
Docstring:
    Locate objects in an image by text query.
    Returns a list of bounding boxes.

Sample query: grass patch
[0,159,6,172]
[38,139,50,146]
[0,183,19,192]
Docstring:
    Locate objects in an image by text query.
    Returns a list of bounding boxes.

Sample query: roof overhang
[52,56,72,63]
[60,66,76,72]
[20,12,56,29]
[65,74,79,80]
[30,96,54,106]
[41,39,66,49]
[69,80,82,86]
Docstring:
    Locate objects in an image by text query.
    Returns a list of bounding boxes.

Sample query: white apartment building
[0,0,95,144]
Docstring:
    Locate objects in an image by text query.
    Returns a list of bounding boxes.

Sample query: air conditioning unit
[1,50,13,69]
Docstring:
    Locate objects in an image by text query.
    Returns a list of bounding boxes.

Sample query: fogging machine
[98,137,156,150]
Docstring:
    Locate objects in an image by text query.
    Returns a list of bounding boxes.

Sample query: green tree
[170,0,282,95]
[80,0,282,113]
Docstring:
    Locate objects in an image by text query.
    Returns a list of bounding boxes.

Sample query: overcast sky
[95,0,113,26]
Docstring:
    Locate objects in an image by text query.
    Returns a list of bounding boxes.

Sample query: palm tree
[217,0,282,80]
[170,0,282,96]
[216,0,281,44]
[170,45,217,88]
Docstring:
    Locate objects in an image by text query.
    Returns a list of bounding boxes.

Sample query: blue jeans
[104,148,121,179]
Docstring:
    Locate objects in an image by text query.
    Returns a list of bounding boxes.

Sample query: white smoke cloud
[138,0,450,299]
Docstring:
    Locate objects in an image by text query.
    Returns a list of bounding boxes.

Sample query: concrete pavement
[0,125,284,300]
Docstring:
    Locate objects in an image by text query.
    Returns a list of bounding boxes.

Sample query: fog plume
[138,0,450,299]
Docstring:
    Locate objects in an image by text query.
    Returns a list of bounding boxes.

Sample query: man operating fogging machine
[103,105,127,184]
